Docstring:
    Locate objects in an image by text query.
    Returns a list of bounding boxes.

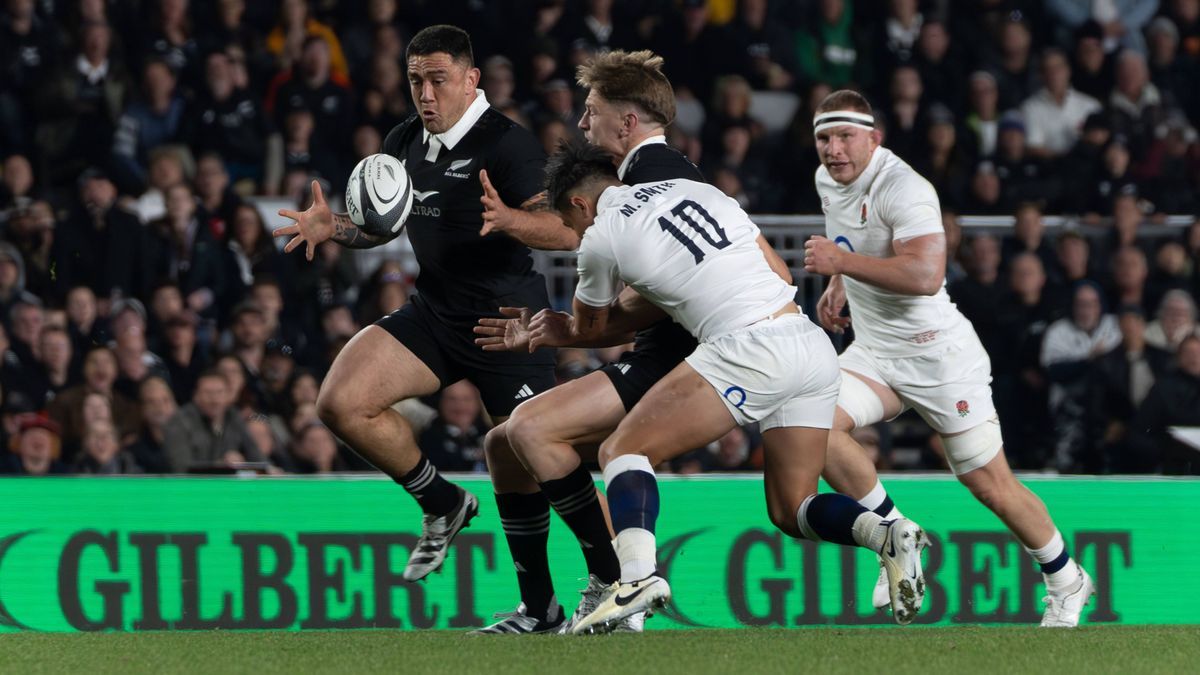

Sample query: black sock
[541,466,620,584]
[395,456,461,516]
[495,491,555,618]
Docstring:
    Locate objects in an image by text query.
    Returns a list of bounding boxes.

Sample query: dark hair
[544,139,618,211]
[407,25,474,67]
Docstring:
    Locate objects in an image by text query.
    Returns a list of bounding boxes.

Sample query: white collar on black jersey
[422,89,490,152]
[617,135,667,181]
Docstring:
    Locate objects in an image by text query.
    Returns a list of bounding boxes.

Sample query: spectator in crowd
[56,169,148,301]
[1127,335,1200,473]
[1048,230,1101,300]
[966,160,1005,215]
[111,58,186,195]
[882,64,927,164]
[964,70,1001,158]
[0,242,30,327]
[1136,112,1199,214]
[147,281,184,351]
[124,144,191,224]
[652,0,722,104]
[73,419,141,474]
[704,425,762,472]
[202,0,270,88]
[8,296,43,367]
[1147,17,1198,122]
[111,303,170,400]
[915,19,964,114]
[194,152,239,239]
[1165,0,1200,60]
[950,234,1005,362]
[418,380,486,472]
[1001,202,1058,273]
[227,301,270,404]
[1101,191,1150,262]
[186,50,273,185]
[290,421,346,473]
[995,252,1061,467]
[1083,138,1138,216]
[30,325,74,408]
[1088,307,1171,472]
[162,312,205,403]
[720,0,795,91]
[63,286,105,370]
[268,36,353,188]
[5,201,57,300]
[357,53,410,135]
[265,0,348,81]
[48,345,140,460]
[865,0,924,80]
[1146,289,1200,351]
[794,0,861,90]
[941,209,966,285]
[993,111,1060,210]
[33,20,130,185]
[140,0,200,88]
[148,182,234,321]
[1108,246,1153,315]
[1060,111,1114,214]
[125,375,176,473]
[993,17,1037,111]
[1041,281,1123,471]
[1147,241,1194,310]
[1,412,67,475]
[912,104,972,210]
[0,0,59,151]
[245,413,294,472]
[1,154,37,217]
[1070,20,1116,102]
[1047,0,1159,54]
[1109,50,1167,155]
[1020,47,1102,159]
[163,368,262,472]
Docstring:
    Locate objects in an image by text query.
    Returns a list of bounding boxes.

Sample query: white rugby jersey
[575,179,798,342]
[815,146,974,356]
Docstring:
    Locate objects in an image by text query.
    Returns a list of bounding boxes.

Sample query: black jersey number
[656,199,731,264]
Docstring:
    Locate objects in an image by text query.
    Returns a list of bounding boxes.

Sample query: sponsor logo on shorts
[956,400,970,417]
[616,363,632,375]
[514,384,534,400]
[723,386,747,409]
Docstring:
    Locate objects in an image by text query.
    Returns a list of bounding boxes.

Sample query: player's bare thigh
[317,325,440,422]
[834,369,904,432]
[500,370,626,480]
[760,425,830,537]
[597,361,737,467]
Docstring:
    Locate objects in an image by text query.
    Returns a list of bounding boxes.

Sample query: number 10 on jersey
[658,199,732,264]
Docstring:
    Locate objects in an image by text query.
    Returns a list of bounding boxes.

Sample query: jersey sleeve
[573,222,621,308]
[879,172,944,241]
[488,126,548,207]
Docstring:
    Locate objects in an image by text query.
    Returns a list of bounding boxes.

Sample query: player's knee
[315,386,348,432]
[483,424,516,466]
[503,405,543,452]
[767,503,803,538]
[597,436,638,469]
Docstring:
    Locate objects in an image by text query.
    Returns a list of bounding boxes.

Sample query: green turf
[2,626,1197,674]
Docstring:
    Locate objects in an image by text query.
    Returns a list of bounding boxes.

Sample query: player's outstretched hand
[479,169,515,237]
[528,309,574,352]
[803,235,844,276]
[275,179,335,261]
[474,307,532,352]
[816,275,852,334]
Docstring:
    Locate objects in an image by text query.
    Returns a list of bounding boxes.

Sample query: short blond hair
[576,50,675,127]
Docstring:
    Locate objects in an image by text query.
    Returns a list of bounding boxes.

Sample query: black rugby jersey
[621,141,704,355]
[381,109,551,328]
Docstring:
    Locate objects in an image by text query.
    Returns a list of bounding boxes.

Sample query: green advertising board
[0,475,1194,632]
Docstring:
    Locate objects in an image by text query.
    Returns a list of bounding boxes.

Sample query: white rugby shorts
[837,337,996,436]
[685,314,840,431]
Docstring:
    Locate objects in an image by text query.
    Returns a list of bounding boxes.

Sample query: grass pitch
[2,626,1196,674]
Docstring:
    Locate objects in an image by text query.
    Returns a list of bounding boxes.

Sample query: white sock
[856,480,905,520]
[850,511,887,553]
[1025,529,1076,590]
[614,528,656,582]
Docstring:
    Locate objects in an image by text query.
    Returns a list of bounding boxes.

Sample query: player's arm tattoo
[520,191,552,212]
[331,213,388,249]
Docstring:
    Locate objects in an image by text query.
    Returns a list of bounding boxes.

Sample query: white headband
[813,110,875,134]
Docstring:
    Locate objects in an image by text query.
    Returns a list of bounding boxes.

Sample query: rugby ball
[345,153,414,236]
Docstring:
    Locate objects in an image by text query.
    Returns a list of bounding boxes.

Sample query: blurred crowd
[1,0,1198,476]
